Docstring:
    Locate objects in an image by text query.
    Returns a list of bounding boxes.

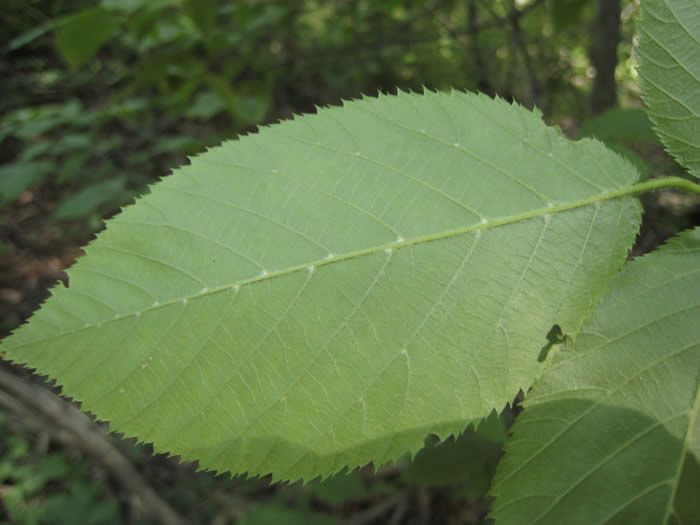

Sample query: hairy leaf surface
[638,0,700,179]
[491,228,700,525]
[2,90,642,481]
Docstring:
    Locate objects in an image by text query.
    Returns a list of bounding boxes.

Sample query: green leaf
[309,471,367,504]
[101,0,151,13]
[185,92,227,120]
[580,108,659,145]
[550,0,591,31]
[8,19,63,52]
[638,0,700,179]
[402,411,506,494]
[0,161,53,202]
[53,178,127,221]
[56,7,118,69]
[601,143,652,182]
[183,0,218,34]
[2,90,642,482]
[490,228,700,525]
[237,94,271,126]
[203,73,240,123]
[238,504,336,525]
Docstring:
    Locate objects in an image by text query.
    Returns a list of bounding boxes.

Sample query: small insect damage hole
[537,324,569,363]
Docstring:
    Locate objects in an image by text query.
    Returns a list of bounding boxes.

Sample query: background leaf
[238,504,336,525]
[0,161,53,202]
[638,0,700,179]
[52,177,128,222]
[549,0,590,31]
[2,90,642,482]
[308,471,368,504]
[402,410,507,495]
[490,227,700,525]
[56,7,118,69]
[183,0,218,35]
[580,108,659,144]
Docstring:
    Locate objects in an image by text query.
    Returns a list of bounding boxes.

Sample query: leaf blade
[490,228,700,525]
[638,0,700,179]
[3,91,642,481]
[55,7,118,69]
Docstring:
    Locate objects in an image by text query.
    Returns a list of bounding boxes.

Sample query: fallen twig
[0,365,187,525]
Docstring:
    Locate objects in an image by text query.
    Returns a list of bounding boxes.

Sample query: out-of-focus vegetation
[1,0,698,523]
[0,0,649,333]
[1,0,643,233]
[0,413,120,524]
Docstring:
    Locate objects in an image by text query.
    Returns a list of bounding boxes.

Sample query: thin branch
[478,0,545,108]
[467,0,493,94]
[0,365,187,525]
[507,0,543,108]
[590,0,622,115]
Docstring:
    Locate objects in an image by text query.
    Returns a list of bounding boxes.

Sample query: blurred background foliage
[1,0,698,523]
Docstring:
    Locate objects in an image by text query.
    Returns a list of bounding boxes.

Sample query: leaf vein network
[280,132,484,221]
[455,94,611,192]
[354,103,554,204]
[159,184,335,255]
[117,219,268,271]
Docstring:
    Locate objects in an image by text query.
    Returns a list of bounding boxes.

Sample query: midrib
[6,176,698,350]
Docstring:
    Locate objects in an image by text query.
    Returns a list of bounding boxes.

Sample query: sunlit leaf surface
[3,90,641,481]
